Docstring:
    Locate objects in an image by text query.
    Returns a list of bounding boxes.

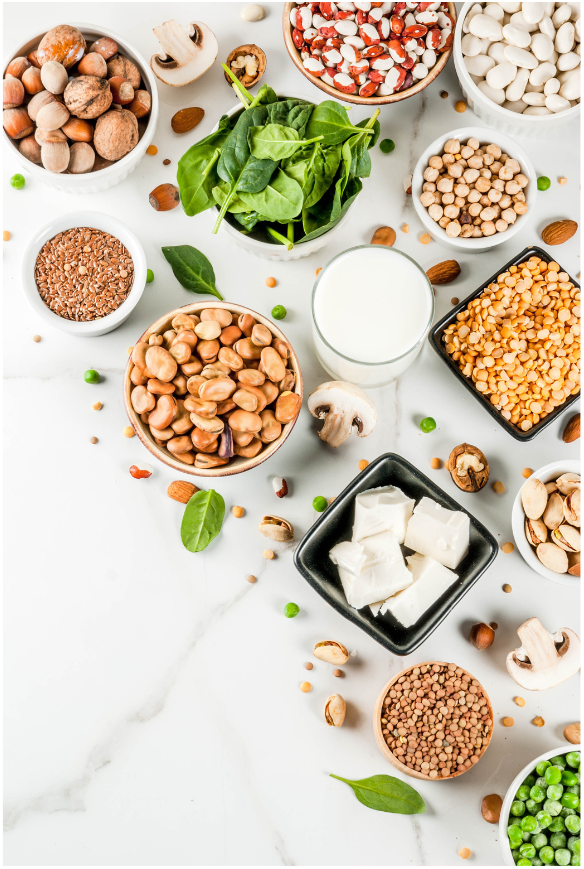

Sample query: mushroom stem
[318,409,353,448]
[516,618,560,671]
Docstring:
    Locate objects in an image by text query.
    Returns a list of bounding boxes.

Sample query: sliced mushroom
[556,473,581,495]
[448,443,489,492]
[521,477,548,521]
[564,489,581,528]
[307,381,376,448]
[526,518,548,546]
[151,20,218,86]
[258,515,294,542]
[506,617,580,690]
[552,525,581,553]
[543,492,565,530]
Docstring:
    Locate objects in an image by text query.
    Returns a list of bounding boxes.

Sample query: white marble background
[3,2,581,866]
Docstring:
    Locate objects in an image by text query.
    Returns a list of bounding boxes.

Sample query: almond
[371,226,396,247]
[563,413,581,444]
[167,480,199,503]
[426,260,461,285]
[541,219,578,246]
[171,107,205,134]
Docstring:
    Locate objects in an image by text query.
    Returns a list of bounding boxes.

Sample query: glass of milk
[311,245,435,387]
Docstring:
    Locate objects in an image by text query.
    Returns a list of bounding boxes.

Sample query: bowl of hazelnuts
[2,23,159,193]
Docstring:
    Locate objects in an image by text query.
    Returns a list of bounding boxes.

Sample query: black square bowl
[429,245,580,441]
[293,453,498,656]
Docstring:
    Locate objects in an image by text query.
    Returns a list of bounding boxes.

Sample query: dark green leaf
[302,143,342,209]
[232,210,262,231]
[305,100,374,146]
[181,489,225,553]
[266,99,314,137]
[177,117,232,216]
[330,774,426,815]
[161,245,223,300]
[239,169,303,221]
[300,177,361,243]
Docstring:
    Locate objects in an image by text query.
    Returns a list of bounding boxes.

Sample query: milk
[311,246,434,386]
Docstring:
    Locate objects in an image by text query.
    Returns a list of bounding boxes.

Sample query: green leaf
[239,169,303,222]
[249,123,323,161]
[305,100,375,146]
[300,176,362,243]
[330,774,426,815]
[212,182,250,213]
[302,143,342,209]
[177,116,232,216]
[266,99,314,137]
[181,489,225,553]
[161,245,223,300]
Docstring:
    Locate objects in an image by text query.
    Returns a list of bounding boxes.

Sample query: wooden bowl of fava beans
[123,301,303,478]
[373,661,494,781]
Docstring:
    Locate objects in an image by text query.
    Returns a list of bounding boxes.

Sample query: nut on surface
[314,641,349,666]
[564,722,580,744]
[541,219,578,246]
[469,623,495,650]
[481,793,502,824]
[370,226,396,247]
[426,260,461,285]
[171,107,205,134]
[225,44,266,88]
[167,480,198,503]
[324,694,346,727]
[563,413,581,444]
[258,514,294,542]
[448,443,489,492]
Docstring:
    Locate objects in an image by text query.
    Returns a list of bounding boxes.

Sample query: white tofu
[353,486,415,544]
[380,553,458,626]
[337,533,412,610]
[329,540,367,576]
[403,496,470,569]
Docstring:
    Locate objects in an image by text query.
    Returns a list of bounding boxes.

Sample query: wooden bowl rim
[372,660,494,781]
[123,301,303,478]
[282,2,456,106]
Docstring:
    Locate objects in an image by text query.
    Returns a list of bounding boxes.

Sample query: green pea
[420,416,436,433]
[536,777,548,789]
[531,858,544,867]
[537,176,551,191]
[520,843,537,858]
[523,816,539,833]
[543,799,562,816]
[524,775,537,788]
[517,785,532,801]
[10,173,25,190]
[511,849,521,861]
[571,853,580,866]
[566,787,581,796]
[84,369,100,384]
[531,786,547,803]
[563,772,579,787]
[568,838,581,854]
[523,831,534,842]
[546,767,563,786]
[537,761,552,776]
[548,785,564,801]
[567,754,581,769]
[562,793,580,810]
[283,602,299,618]
[562,809,577,819]
[517,860,533,866]
[513,800,528,816]
[539,845,555,864]
[271,305,287,320]
[532,834,549,850]
[510,824,524,838]
[552,756,568,769]
[556,848,572,866]
[527,800,540,815]
[537,812,553,830]
[551,833,568,849]
[550,816,567,832]
[312,496,328,512]
[566,816,581,835]
[511,834,524,849]
[379,139,395,154]
[146,269,154,283]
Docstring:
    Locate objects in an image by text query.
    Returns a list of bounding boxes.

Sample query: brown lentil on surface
[35,227,134,322]
[379,662,492,779]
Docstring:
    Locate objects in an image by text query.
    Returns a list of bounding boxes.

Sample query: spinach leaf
[343,113,381,179]
[212,182,250,213]
[250,83,278,106]
[232,211,262,231]
[300,176,362,243]
[249,123,323,161]
[181,489,225,553]
[238,169,303,222]
[302,143,342,209]
[177,116,232,216]
[330,774,426,815]
[266,99,314,137]
[305,100,376,146]
[161,245,223,300]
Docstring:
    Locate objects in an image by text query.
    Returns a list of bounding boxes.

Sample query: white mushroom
[506,616,580,691]
[307,381,376,448]
[150,20,218,86]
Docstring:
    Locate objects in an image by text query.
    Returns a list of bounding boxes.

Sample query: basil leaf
[239,169,303,222]
[305,100,373,146]
[330,774,426,815]
[161,245,223,300]
[181,489,225,553]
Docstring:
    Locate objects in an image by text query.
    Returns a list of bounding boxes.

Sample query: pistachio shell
[324,694,346,727]
[526,518,548,546]
[314,641,349,665]
[258,515,294,542]
[556,473,581,496]
[545,481,559,495]
[568,552,580,576]
[552,525,581,553]
[537,542,569,573]
[543,492,565,530]
[564,489,581,528]
[522,477,548,520]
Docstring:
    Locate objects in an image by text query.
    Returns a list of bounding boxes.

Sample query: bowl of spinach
[177,67,380,261]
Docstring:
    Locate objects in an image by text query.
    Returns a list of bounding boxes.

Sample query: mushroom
[448,443,489,492]
[150,20,218,86]
[506,616,580,691]
[307,381,376,448]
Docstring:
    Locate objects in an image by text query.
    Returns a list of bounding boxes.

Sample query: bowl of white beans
[454,2,580,138]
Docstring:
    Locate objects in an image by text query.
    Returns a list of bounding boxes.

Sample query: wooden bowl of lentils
[21,210,147,336]
[373,661,493,781]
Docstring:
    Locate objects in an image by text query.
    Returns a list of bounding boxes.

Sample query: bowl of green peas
[501,745,581,867]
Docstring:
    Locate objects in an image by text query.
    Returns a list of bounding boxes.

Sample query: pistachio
[448,443,489,492]
[324,694,346,727]
[568,552,581,577]
[545,481,559,495]
[525,518,548,546]
[552,525,581,553]
[556,473,581,496]
[522,477,548,521]
[564,489,581,528]
[314,641,349,665]
[543,492,566,530]
[537,542,569,573]
[258,515,294,542]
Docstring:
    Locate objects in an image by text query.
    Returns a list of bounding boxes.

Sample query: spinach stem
[287,222,294,243]
[222,63,252,106]
[267,227,293,250]
[202,149,220,178]
[213,185,237,234]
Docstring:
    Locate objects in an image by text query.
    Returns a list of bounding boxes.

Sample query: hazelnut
[93,108,138,161]
[40,60,68,94]
[37,25,86,69]
[2,107,33,139]
[77,52,107,78]
[89,37,119,60]
[106,55,141,89]
[26,89,56,122]
[35,127,67,145]
[35,100,70,131]
[21,66,43,95]
[5,57,31,79]
[68,141,95,174]
[108,76,134,105]
[41,140,70,173]
[3,76,25,109]
[481,794,502,824]
[127,89,151,119]
[149,183,180,211]
[61,116,93,142]
[18,134,42,163]
[64,75,112,119]
[469,622,495,650]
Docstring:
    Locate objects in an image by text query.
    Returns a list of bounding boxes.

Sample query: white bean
[509,11,539,33]
[529,61,557,86]
[525,80,544,93]
[488,41,509,62]
[544,76,561,94]
[469,13,503,41]
[552,4,573,29]
[477,79,506,104]
[484,4,505,23]
[499,2,521,12]
[555,21,575,53]
[412,62,428,80]
[557,50,580,69]
[478,38,492,54]
[539,15,556,41]
[522,2,545,25]
[465,53,496,76]
[522,90,547,105]
[461,33,483,56]
[522,105,552,114]
[506,65,529,99]
[502,23,531,47]
[503,98,528,112]
[531,32,554,60]
[504,45,539,68]
[545,92,572,111]
[559,68,581,99]
[422,48,437,68]
[487,61,518,88]
[344,35,366,49]
[334,18,358,36]
[463,3,484,33]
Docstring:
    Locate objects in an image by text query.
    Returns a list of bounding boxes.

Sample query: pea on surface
[146,269,154,283]
[10,173,25,189]
[379,139,395,154]
[420,416,436,433]
[312,496,328,512]
[84,369,100,384]
[537,176,551,191]
[271,305,287,320]
[284,603,300,618]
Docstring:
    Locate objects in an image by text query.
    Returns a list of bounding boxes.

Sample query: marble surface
[3,3,581,866]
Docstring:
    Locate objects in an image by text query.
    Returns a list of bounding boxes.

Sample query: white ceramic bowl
[412,125,536,254]
[454,2,580,139]
[511,459,580,588]
[3,23,159,194]
[22,210,147,336]
[499,744,582,866]
[210,92,355,261]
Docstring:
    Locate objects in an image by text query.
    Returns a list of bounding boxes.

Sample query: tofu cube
[404,496,469,569]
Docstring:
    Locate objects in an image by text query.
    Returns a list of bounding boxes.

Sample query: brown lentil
[379,662,492,779]
[442,255,580,432]
[503,583,512,593]
[333,668,343,678]
[455,100,467,113]
[451,297,459,305]
[163,158,171,165]
[430,457,442,470]
[440,90,448,98]
[522,468,534,478]
[493,481,505,494]
[490,622,498,631]
[502,543,514,554]
[35,228,134,322]
[305,662,313,670]
[90,436,98,444]
[33,334,41,342]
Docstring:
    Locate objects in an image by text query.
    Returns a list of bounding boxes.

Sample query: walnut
[106,55,141,89]
[448,444,490,492]
[93,109,138,161]
[64,75,112,119]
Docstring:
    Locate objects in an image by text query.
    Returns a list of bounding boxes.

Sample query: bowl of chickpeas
[412,126,536,253]
[123,301,303,477]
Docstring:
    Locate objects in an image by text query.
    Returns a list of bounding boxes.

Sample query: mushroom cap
[506,616,580,691]
[150,20,218,86]
[308,381,376,447]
